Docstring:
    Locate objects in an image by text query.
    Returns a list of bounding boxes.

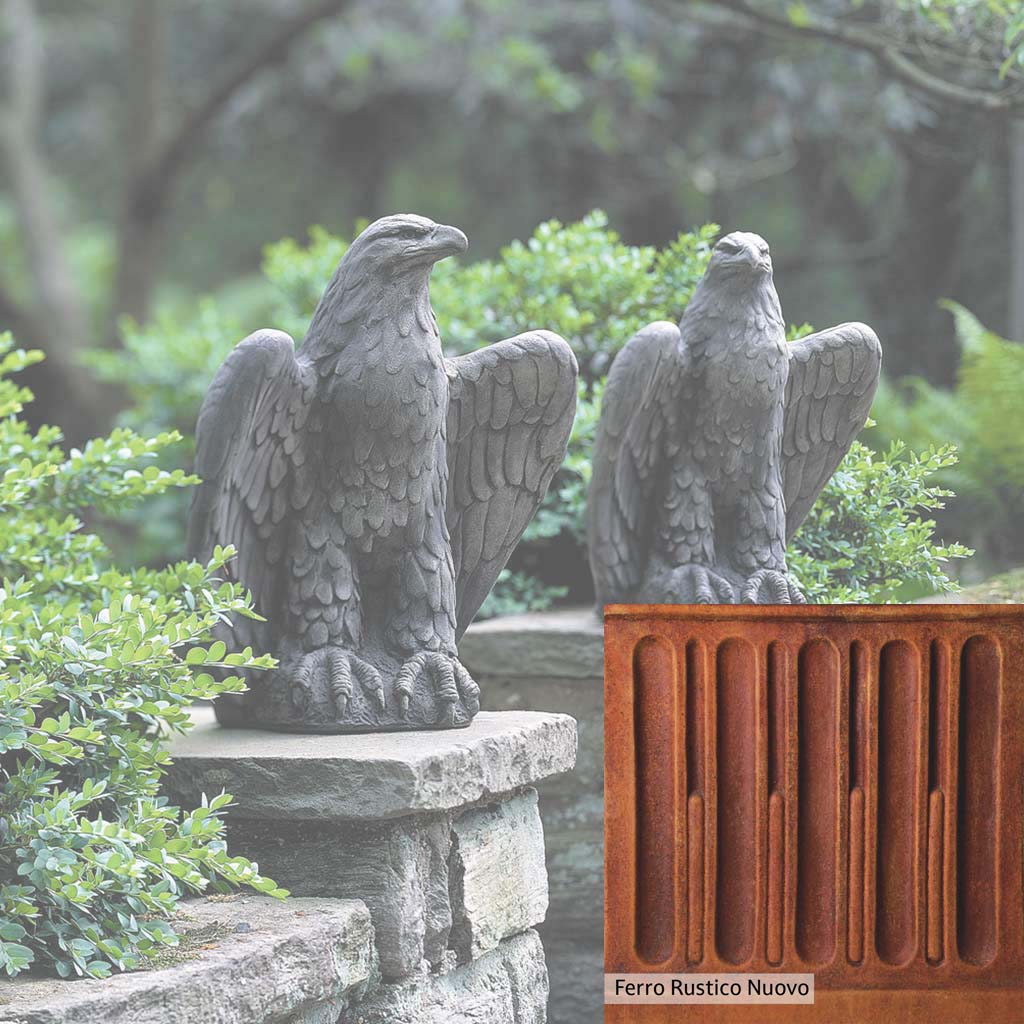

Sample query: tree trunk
[109,0,352,330]
[882,118,976,383]
[1009,119,1024,343]
[111,0,167,330]
[1,0,106,440]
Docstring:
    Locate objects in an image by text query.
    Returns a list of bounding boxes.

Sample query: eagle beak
[427,223,469,258]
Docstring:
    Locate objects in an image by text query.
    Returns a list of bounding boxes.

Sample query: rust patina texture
[604,605,1023,1021]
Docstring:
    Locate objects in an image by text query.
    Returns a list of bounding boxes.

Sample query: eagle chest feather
[691,310,789,481]
[321,327,448,551]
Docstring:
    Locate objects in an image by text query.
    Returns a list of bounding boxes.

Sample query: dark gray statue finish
[587,231,881,606]
[188,214,578,732]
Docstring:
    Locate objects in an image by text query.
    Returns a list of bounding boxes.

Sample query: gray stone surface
[587,230,882,606]
[188,213,577,733]
[220,795,553,982]
[163,709,574,988]
[458,607,603,680]
[461,610,603,1024]
[342,930,547,1024]
[165,707,577,821]
[225,816,452,980]
[290,1005,349,1024]
[544,946,603,1024]
[0,896,374,1024]
[449,790,548,962]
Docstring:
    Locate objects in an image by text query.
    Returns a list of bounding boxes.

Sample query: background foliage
[1,0,1022,436]
[873,301,1024,571]
[0,338,284,980]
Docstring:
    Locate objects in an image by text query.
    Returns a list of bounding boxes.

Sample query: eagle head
[303,214,469,351]
[708,231,773,279]
[682,229,783,332]
[346,214,468,275]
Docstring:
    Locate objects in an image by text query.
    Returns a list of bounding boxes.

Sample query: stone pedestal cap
[0,896,374,1024]
[460,606,603,679]
[164,708,577,821]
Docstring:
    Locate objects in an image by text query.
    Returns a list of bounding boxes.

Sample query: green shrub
[86,213,970,607]
[431,213,718,380]
[788,434,970,603]
[0,337,284,980]
[871,302,1024,570]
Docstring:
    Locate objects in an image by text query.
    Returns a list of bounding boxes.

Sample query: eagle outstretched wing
[186,329,317,649]
[445,331,577,637]
[586,321,686,606]
[782,322,882,541]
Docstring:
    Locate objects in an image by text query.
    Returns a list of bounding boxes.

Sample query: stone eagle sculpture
[587,230,881,607]
[188,214,578,732]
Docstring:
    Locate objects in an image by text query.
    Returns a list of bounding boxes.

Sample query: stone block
[225,793,552,980]
[342,930,547,1024]
[162,708,577,990]
[165,708,577,822]
[460,608,603,1024]
[449,789,548,961]
[225,817,451,980]
[458,607,603,680]
[0,896,375,1024]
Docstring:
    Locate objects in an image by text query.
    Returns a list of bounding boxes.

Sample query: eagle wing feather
[187,329,316,649]
[586,321,686,606]
[445,331,577,637]
[782,322,882,541]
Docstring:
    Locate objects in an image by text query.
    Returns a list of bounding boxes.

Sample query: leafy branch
[692,0,1024,114]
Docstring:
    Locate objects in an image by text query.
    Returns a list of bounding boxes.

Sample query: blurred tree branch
[114,0,353,325]
[694,0,1024,115]
[691,0,1024,358]
[0,0,101,437]
[0,0,353,437]
[0,0,1015,441]
[0,0,82,342]
[112,0,167,326]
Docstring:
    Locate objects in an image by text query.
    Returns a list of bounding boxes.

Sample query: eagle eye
[717,239,742,255]
[393,225,425,241]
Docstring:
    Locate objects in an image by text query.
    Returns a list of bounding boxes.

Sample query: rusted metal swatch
[604,605,1024,1009]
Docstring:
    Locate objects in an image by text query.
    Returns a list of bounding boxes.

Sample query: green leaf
[0,338,280,978]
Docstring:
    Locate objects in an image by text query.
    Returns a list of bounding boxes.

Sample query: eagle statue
[587,230,881,607]
[188,214,578,732]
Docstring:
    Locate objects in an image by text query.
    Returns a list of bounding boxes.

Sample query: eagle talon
[394,651,480,726]
[284,647,384,720]
[654,563,735,605]
[741,569,805,605]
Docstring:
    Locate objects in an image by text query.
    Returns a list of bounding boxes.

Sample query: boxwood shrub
[0,338,284,979]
